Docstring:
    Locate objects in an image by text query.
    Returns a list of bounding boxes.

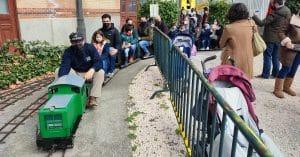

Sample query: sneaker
[143,53,150,58]
[206,47,210,50]
[107,72,114,78]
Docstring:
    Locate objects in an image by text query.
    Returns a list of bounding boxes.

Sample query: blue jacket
[100,43,110,61]
[58,43,102,77]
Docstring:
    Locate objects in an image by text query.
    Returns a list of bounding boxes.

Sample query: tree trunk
[76,0,86,39]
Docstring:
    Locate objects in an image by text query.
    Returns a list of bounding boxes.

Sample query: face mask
[140,21,147,27]
[103,23,110,29]
[72,42,84,52]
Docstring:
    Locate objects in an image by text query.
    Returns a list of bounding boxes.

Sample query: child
[200,21,212,50]
[121,24,138,67]
[91,30,110,76]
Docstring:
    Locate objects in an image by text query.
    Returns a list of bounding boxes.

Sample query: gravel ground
[191,51,300,157]
[128,65,187,157]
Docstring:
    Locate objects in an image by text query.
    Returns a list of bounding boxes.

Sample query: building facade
[0,0,138,46]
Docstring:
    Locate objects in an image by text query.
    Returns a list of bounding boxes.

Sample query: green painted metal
[152,27,273,157]
[38,81,91,139]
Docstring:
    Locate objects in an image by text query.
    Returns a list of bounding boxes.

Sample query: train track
[0,94,48,144]
[0,77,53,110]
[0,59,144,155]
[47,147,66,157]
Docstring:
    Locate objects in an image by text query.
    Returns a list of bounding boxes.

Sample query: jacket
[99,23,121,50]
[120,33,138,46]
[277,13,300,66]
[219,19,256,79]
[252,6,291,43]
[208,65,258,124]
[138,23,153,41]
[58,43,102,77]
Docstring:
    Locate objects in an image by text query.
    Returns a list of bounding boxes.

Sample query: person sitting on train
[56,32,105,107]
[91,30,110,76]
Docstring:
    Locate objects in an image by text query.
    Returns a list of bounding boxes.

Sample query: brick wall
[16,0,120,18]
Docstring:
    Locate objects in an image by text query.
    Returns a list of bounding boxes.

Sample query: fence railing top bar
[153,29,273,156]
[154,27,172,43]
[173,45,272,156]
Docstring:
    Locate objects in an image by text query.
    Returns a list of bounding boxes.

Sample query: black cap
[69,32,84,42]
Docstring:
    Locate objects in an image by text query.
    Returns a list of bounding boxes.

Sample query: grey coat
[252,6,291,43]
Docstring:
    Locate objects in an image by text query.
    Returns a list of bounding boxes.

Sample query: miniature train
[36,74,91,149]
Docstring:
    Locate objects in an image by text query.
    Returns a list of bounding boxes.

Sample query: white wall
[19,14,120,45]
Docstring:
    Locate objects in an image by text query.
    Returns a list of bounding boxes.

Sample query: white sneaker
[107,73,114,78]
[206,47,210,50]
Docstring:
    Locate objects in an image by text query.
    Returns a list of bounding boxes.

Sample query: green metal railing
[152,27,273,157]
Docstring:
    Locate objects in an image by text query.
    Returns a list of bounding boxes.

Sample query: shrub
[138,0,179,28]
[285,0,300,14]
[0,40,65,89]
[208,0,231,25]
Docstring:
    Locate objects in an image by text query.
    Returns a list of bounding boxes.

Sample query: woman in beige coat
[220,3,257,79]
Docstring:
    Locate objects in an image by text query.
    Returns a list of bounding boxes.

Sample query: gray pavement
[0,59,153,157]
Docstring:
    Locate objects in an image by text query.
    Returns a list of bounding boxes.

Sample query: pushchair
[192,55,283,157]
[172,33,194,58]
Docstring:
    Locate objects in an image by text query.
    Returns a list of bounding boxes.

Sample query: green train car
[36,74,91,149]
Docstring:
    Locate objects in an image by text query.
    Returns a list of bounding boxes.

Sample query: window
[128,0,137,12]
[0,0,8,14]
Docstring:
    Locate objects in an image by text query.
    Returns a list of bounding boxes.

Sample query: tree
[285,0,300,14]
[138,0,179,28]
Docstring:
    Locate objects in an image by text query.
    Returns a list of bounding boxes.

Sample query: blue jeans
[108,54,116,73]
[139,40,150,55]
[123,44,136,57]
[277,52,299,78]
[261,42,280,78]
[202,38,211,48]
[102,58,109,74]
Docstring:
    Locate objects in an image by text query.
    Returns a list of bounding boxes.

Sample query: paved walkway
[0,59,152,157]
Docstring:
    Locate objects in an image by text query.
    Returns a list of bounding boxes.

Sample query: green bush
[0,40,65,89]
[285,0,300,14]
[138,0,179,28]
[208,0,231,25]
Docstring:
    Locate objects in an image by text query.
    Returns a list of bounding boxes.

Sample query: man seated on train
[56,32,105,107]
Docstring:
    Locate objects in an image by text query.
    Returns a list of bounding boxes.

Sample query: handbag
[249,20,266,56]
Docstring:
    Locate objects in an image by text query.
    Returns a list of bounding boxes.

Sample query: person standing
[252,0,291,79]
[273,9,299,98]
[99,14,121,78]
[154,16,169,34]
[219,3,257,79]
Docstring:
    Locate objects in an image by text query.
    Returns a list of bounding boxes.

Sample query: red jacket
[208,65,258,124]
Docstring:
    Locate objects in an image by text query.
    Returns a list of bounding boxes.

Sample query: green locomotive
[36,74,91,149]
